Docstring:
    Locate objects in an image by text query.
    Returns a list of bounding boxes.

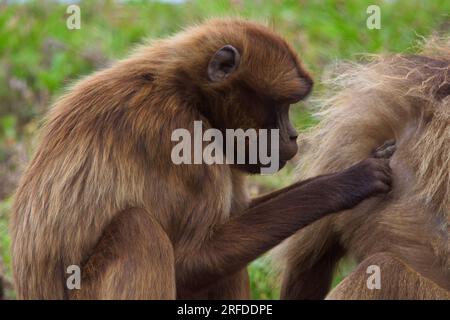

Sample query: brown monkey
[11,19,392,300]
[279,39,450,300]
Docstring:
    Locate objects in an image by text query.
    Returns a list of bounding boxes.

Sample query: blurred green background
[0,0,449,299]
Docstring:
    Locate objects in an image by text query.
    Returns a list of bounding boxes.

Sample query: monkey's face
[206,40,313,174]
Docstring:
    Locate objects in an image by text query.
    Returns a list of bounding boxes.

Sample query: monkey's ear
[207,45,240,82]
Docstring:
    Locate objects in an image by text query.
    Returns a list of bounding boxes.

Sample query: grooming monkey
[11,19,393,299]
[279,39,450,299]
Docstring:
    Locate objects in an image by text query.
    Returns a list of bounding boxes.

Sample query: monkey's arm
[252,140,396,208]
[176,158,392,297]
[249,145,392,207]
[249,174,333,207]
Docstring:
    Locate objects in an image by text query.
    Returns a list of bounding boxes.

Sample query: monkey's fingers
[374,168,392,187]
[374,180,391,193]
[374,145,396,159]
[373,139,396,159]
[373,159,393,189]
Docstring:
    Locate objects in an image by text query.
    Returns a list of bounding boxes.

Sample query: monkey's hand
[330,157,393,212]
[322,139,396,211]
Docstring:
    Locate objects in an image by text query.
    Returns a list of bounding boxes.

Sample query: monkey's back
[279,38,450,292]
[9,70,147,298]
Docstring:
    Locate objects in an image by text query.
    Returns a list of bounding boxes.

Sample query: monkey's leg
[186,269,251,299]
[207,269,250,299]
[280,239,344,300]
[72,208,175,300]
[326,252,450,300]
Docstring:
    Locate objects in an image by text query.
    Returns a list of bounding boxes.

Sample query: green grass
[0,0,449,299]
[0,198,13,299]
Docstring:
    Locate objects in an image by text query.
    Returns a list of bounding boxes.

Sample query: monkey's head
[170,19,313,174]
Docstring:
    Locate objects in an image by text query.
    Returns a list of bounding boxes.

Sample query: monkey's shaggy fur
[279,38,450,299]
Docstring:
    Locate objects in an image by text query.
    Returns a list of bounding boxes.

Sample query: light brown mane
[298,38,450,215]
